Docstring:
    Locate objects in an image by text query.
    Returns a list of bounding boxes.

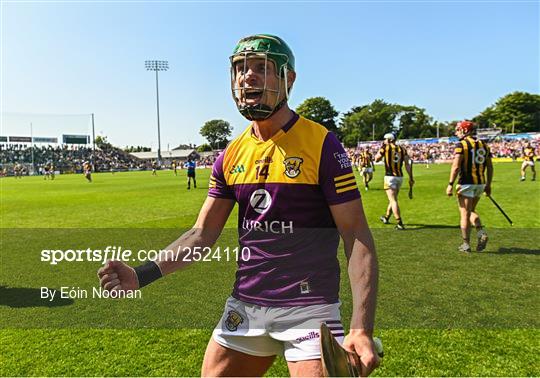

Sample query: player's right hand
[97,260,139,292]
[484,184,492,196]
[446,184,453,197]
[343,331,380,377]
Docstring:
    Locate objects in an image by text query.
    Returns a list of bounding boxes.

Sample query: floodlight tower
[145,60,169,164]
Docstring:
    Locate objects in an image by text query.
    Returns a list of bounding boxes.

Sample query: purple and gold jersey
[209,113,360,307]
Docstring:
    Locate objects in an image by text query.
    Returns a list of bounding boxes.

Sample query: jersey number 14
[256,165,270,179]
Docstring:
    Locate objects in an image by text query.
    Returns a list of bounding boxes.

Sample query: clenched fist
[97,260,139,292]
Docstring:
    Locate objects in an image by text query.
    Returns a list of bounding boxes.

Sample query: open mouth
[244,89,263,101]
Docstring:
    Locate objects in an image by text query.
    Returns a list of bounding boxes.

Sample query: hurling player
[375,133,414,230]
[83,161,92,183]
[43,163,50,180]
[446,120,493,253]
[14,163,23,179]
[359,148,374,191]
[520,142,536,181]
[49,162,55,180]
[98,34,379,377]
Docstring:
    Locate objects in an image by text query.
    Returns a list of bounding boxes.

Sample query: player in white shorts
[520,142,536,181]
[213,297,344,361]
[98,34,380,377]
[375,133,414,230]
[358,148,374,191]
[383,175,403,190]
[447,120,493,253]
[456,184,485,198]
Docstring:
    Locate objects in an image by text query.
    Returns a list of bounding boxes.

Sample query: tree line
[200,91,540,148]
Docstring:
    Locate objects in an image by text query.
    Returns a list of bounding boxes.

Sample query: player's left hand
[409,179,415,186]
[343,330,380,376]
[446,184,453,196]
[484,184,491,196]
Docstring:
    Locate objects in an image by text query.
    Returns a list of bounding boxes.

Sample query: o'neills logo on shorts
[295,331,320,343]
[225,310,244,331]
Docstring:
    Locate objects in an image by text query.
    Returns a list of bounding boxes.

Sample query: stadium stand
[0,144,141,175]
[1,135,536,176]
[0,143,222,176]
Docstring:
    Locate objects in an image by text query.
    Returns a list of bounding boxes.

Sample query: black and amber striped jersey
[454,136,491,185]
[359,151,373,168]
[523,147,535,162]
[378,143,407,177]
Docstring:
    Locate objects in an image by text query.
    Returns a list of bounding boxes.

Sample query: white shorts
[521,161,535,168]
[383,176,403,190]
[361,167,373,174]
[212,296,343,362]
[457,184,486,198]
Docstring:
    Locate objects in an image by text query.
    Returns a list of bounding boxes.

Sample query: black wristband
[134,261,162,288]
[449,182,454,186]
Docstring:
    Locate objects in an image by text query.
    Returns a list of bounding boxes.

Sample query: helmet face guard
[230,35,295,121]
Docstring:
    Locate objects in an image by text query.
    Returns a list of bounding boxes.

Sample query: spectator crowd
[1,138,536,177]
[0,144,140,174]
[0,144,222,176]
[347,139,538,164]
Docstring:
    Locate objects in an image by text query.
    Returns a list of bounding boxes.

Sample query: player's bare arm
[329,198,380,376]
[97,197,235,290]
[447,154,462,196]
[404,154,414,185]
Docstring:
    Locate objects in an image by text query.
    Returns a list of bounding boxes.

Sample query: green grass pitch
[1,163,539,376]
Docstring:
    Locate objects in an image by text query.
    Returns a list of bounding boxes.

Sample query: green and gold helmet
[230,34,295,121]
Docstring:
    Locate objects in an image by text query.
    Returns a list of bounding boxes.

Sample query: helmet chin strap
[238,98,287,121]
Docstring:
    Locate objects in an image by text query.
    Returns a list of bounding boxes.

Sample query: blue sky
[2,1,539,149]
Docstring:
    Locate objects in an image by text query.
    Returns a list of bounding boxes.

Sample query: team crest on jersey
[283,157,304,178]
[225,310,244,331]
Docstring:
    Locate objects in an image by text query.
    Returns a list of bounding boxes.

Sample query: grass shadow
[0,286,74,308]
[484,247,540,256]
[404,223,460,230]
